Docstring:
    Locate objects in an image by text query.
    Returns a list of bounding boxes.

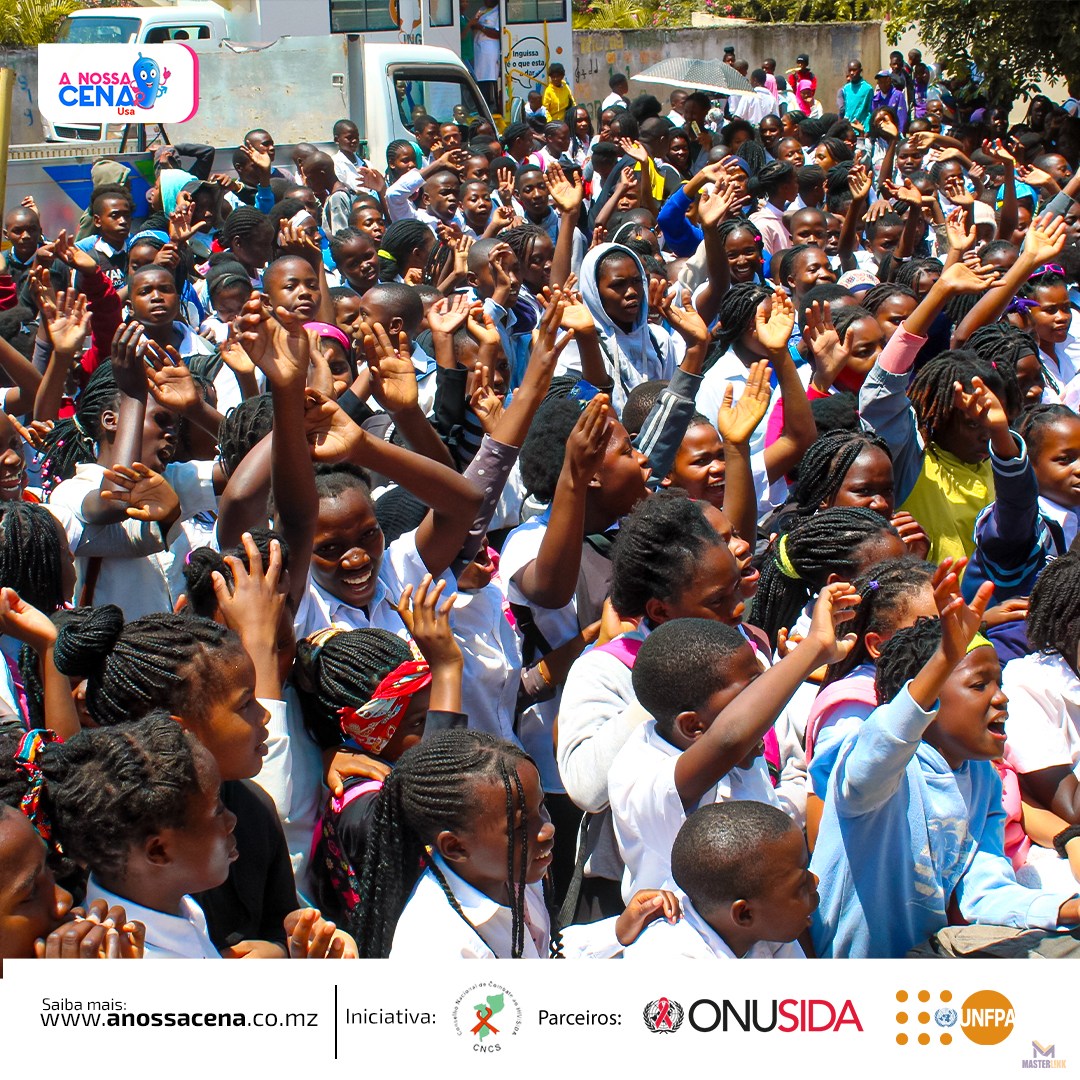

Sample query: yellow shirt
[542,82,573,121]
[900,447,995,565]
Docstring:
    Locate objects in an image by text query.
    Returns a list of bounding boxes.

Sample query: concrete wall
[572,22,883,122]
[0,49,44,144]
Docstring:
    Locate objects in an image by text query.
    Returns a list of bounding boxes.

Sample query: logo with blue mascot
[132,53,170,110]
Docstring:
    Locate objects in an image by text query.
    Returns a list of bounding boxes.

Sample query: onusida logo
[38,44,199,125]
[643,998,862,1035]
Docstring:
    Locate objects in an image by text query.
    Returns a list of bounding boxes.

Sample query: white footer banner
[1,959,1070,1077]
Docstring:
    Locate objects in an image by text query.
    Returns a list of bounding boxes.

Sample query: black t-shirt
[195,779,298,951]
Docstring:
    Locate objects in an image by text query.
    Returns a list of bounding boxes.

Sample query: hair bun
[54,604,125,678]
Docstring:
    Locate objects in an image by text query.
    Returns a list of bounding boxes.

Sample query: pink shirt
[749,201,790,256]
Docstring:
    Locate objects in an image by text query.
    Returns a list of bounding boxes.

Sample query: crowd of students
[2,41,1080,964]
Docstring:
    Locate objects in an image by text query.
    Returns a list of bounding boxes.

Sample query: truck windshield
[58,17,142,44]
[389,67,491,132]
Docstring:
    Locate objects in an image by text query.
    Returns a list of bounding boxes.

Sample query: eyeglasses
[1028,264,1065,279]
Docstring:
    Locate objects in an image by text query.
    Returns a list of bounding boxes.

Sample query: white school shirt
[85,876,220,960]
[693,349,789,510]
[252,689,326,900]
[624,890,806,959]
[1002,651,1080,777]
[498,514,579,794]
[292,528,452,640]
[49,459,218,620]
[452,582,522,744]
[389,853,624,960]
[608,718,781,902]
[332,150,371,194]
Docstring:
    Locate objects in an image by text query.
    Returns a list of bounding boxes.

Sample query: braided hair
[182,527,290,618]
[220,205,272,249]
[907,349,1004,450]
[862,281,917,316]
[1018,403,1077,459]
[501,224,548,291]
[352,730,542,958]
[749,506,902,648]
[874,616,942,704]
[1027,549,1080,674]
[0,502,66,614]
[967,322,1043,399]
[37,363,120,493]
[746,159,794,200]
[41,714,206,882]
[217,392,273,478]
[893,257,942,293]
[716,218,765,280]
[704,283,770,368]
[793,429,892,517]
[52,605,238,727]
[610,490,724,619]
[825,557,937,683]
[294,627,411,750]
[378,220,432,282]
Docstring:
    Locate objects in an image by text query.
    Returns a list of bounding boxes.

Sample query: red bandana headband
[338,659,431,753]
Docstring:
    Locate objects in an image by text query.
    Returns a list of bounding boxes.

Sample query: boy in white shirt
[608,583,857,900]
[625,800,816,959]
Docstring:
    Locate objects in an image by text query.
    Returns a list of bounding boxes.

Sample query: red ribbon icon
[656,998,673,1029]
[472,1006,500,1036]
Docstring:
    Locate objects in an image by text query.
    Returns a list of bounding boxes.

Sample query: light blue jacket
[810,684,1074,958]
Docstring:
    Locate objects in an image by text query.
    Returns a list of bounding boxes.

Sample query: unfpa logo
[895,988,1015,1047]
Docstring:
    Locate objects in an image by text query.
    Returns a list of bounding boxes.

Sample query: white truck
[11,31,493,237]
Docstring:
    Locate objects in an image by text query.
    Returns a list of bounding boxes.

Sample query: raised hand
[1017,163,1058,190]
[277,219,321,262]
[566,394,611,486]
[109,321,149,399]
[428,292,472,336]
[236,295,310,385]
[51,229,100,275]
[660,287,710,346]
[467,362,504,434]
[168,201,209,245]
[944,206,976,254]
[40,288,90,356]
[876,115,899,139]
[361,321,419,415]
[716,359,771,446]
[465,302,503,347]
[211,532,286,658]
[942,175,974,207]
[805,580,861,664]
[357,165,387,194]
[847,161,873,202]
[905,130,937,152]
[0,587,57,653]
[981,138,1016,166]
[754,287,795,353]
[616,138,649,164]
[932,557,994,665]
[396,574,462,670]
[99,462,180,525]
[240,141,272,183]
[303,388,363,464]
[889,511,930,561]
[1024,213,1067,266]
[939,259,1002,294]
[495,166,515,204]
[144,341,202,414]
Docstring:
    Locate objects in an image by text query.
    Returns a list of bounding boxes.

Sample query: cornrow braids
[379,220,432,282]
[501,223,547,270]
[825,557,937,683]
[220,206,272,249]
[328,226,366,265]
[351,730,535,958]
[966,323,1039,376]
[1027,549,1080,674]
[0,502,66,613]
[217,392,273,478]
[182,527,290,619]
[1019,270,1069,301]
[53,606,237,727]
[1018,403,1077,459]
[749,506,901,648]
[37,363,120,493]
[907,349,1002,449]
[862,282,917,316]
[610,490,723,619]
[793,429,892,517]
[716,217,764,249]
[421,237,454,288]
[294,627,412,749]
[875,616,942,704]
[893,257,942,292]
[703,283,770,368]
[44,714,205,881]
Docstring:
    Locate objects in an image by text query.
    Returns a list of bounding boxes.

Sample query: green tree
[0,0,86,47]
[885,0,1080,103]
